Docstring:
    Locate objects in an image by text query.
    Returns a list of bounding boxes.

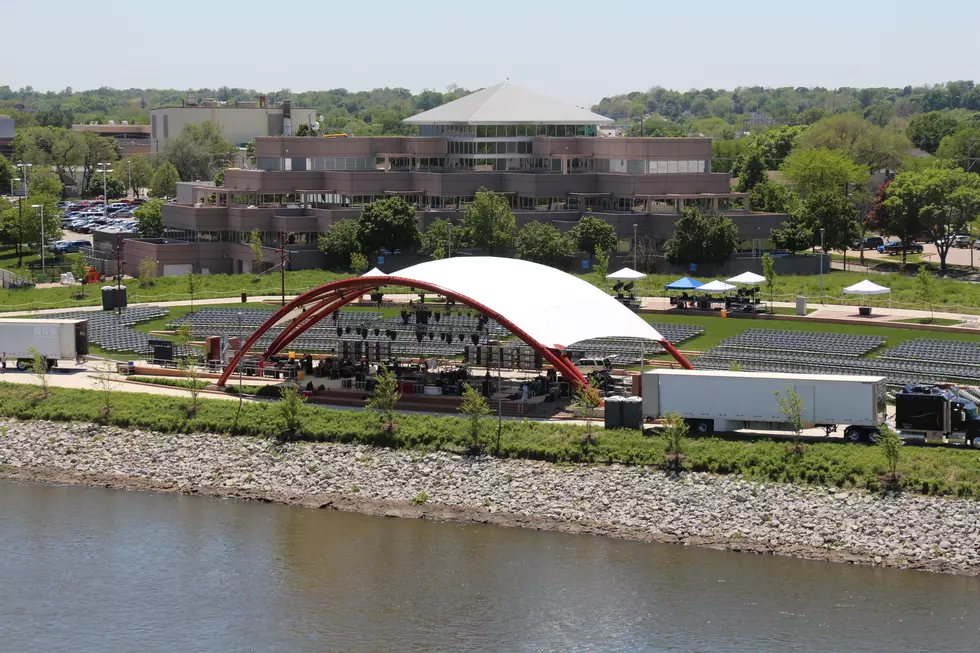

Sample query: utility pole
[30,204,44,275]
[819,228,826,303]
[633,223,638,269]
[115,233,122,317]
[16,162,32,267]
[279,231,287,307]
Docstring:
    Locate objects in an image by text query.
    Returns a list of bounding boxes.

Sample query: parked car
[880,240,925,255]
[952,235,973,248]
[854,236,885,251]
[52,240,92,254]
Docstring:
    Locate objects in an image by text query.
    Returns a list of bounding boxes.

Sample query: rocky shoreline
[1,419,978,577]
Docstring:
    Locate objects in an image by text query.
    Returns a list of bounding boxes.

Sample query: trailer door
[794,385,816,424]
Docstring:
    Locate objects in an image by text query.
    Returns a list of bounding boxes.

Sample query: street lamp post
[98,162,113,219]
[16,163,32,267]
[632,223,638,270]
[31,204,44,275]
[9,177,18,197]
[127,159,132,198]
[819,228,826,303]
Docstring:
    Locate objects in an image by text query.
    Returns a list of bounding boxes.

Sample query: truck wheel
[867,429,880,444]
[844,426,861,443]
[16,360,28,371]
[971,435,980,450]
[695,420,712,435]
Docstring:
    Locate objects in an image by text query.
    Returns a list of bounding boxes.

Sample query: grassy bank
[2,383,978,498]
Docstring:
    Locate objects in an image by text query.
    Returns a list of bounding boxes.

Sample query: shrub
[662,412,688,471]
[277,384,306,442]
[459,383,491,453]
[366,364,400,434]
[878,424,903,492]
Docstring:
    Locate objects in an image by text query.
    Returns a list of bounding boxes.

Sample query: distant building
[71,122,151,157]
[0,114,14,159]
[149,93,314,154]
[747,112,775,126]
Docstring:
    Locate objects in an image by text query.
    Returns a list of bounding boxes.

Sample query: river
[1,480,977,652]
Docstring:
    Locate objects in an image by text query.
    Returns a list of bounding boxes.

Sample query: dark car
[880,240,924,255]
[854,236,884,250]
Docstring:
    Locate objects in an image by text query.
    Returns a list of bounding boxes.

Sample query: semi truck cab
[894,384,980,448]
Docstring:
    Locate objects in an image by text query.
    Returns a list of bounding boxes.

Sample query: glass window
[668,160,678,174]
[477,125,487,138]
[505,125,516,137]
[506,142,517,154]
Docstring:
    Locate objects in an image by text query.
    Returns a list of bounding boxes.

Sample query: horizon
[8,0,978,107]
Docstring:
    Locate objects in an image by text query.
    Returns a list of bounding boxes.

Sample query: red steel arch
[215,276,693,388]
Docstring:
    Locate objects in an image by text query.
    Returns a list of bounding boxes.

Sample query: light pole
[16,163,32,266]
[98,162,113,219]
[819,228,826,303]
[9,177,18,197]
[31,204,44,275]
[633,223,638,270]
[127,159,132,198]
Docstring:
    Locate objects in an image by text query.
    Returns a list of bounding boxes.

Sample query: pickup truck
[879,240,924,255]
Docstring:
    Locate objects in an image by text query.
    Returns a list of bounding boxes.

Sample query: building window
[256,157,281,171]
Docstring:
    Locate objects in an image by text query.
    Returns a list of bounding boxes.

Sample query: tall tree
[116,154,154,198]
[735,147,768,192]
[798,113,909,172]
[770,219,814,255]
[748,180,797,213]
[936,126,980,171]
[0,153,15,195]
[781,148,870,198]
[461,188,517,254]
[164,121,237,181]
[420,217,464,256]
[886,167,980,273]
[798,190,861,259]
[567,212,617,256]
[515,221,572,268]
[79,132,119,191]
[753,125,806,169]
[907,112,961,154]
[355,197,421,254]
[317,218,361,267]
[664,207,739,266]
[149,161,179,198]
[134,198,165,238]
[12,126,85,180]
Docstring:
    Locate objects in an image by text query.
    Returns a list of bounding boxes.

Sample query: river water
[1,481,977,653]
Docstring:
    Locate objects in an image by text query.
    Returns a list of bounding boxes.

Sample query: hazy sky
[8,0,979,106]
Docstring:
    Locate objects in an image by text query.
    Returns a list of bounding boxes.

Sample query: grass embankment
[127,376,264,395]
[643,313,980,353]
[2,383,978,498]
[894,317,962,326]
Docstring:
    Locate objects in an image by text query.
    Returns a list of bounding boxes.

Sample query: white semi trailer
[642,370,887,442]
[0,318,89,370]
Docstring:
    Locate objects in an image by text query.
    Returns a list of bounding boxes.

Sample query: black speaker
[342,340,350,359]
[354,341,362,360]
[534,352,543,370]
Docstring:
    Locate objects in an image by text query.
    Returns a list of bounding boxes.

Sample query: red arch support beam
[215,276,693,387]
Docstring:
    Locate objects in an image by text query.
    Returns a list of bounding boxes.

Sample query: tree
[164,121,237,181]
[150,161,179,198]
[295,123,318,137]
[936,127,980,171]
[878,424,903,492]
[138,258,157,286]
[71,254,89,287]
[366,363,400,434]
[885,167,980,273]
[916,267,937,322]
[797,113,908,172]
[92,358,118,421]
[13,126,85,180]
[83,173,126,199]
[753,125,806,169]
[571,378,602,444]
[27,167,64,198]
[0,153,15,195]
[798,189,861,257]
[355,197,421,254]
[213,170,224,187]
[119,155,153,198]
[592,248,609,276]
[27,347,49,399]
[317,219,361,267]
[421,218,463,256]
[515,221,572,268]
[134,198,165,237]
[459,383,491,453]
[663,208,739,266]
[247,228,263,275]
[775,386,805,453]
[277,384,306,442]
[781,148,870,198]
[244,140,256,167]
[461,188,517,253]
[770,219,814,255]
[735,147,767,192]
[661,411,688,472]
[567,212,617,257]
[762,252,776,311]
[23,194,62,257]
[79,132,119,191]
[350,251,369,274]
[177,354,202,415]
[907,112,961,154]
[186,270,199,312]
[749,180,796,213]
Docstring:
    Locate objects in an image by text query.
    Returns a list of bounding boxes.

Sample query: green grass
[893,317,962,326]
[644,312,980,352]
[1,382,978,497]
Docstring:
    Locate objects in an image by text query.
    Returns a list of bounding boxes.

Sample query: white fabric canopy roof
[361,268,386,277]
[697,280,737,293]
[843,279,891,295]
[726,271,766,285]
[386,257,664,349]
[606,267,647,281]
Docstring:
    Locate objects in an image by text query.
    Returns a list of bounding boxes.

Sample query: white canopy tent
[697,280,737,293]
[361,267,387,277]
[726,271,766,285]
[843,279,891,315]
[606,267,647,281]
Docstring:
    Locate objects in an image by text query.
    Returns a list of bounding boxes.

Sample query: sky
[7,0,980,106]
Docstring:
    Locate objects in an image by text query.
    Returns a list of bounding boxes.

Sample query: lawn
[893,317,962,326]
[2,382,978,497]
[644,312,980,352]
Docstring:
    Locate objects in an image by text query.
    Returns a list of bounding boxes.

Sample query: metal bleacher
[565,324,704,363]
[42,307,192,357]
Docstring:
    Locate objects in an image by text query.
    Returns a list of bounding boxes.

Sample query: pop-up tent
[665,277,702,290]
[361,268,387,277]
[727,271,766,285]
[606,267,647,281]
[843,279,891,315]
[698,280,737,293]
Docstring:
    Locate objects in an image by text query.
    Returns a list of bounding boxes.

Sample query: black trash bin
[603,396,623,430]
[621,397,643,430]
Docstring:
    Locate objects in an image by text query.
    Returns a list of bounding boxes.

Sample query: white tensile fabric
[697,280,737,293]
[385,257,664,349]
[726,271,766,285]
[606,267,647,280]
